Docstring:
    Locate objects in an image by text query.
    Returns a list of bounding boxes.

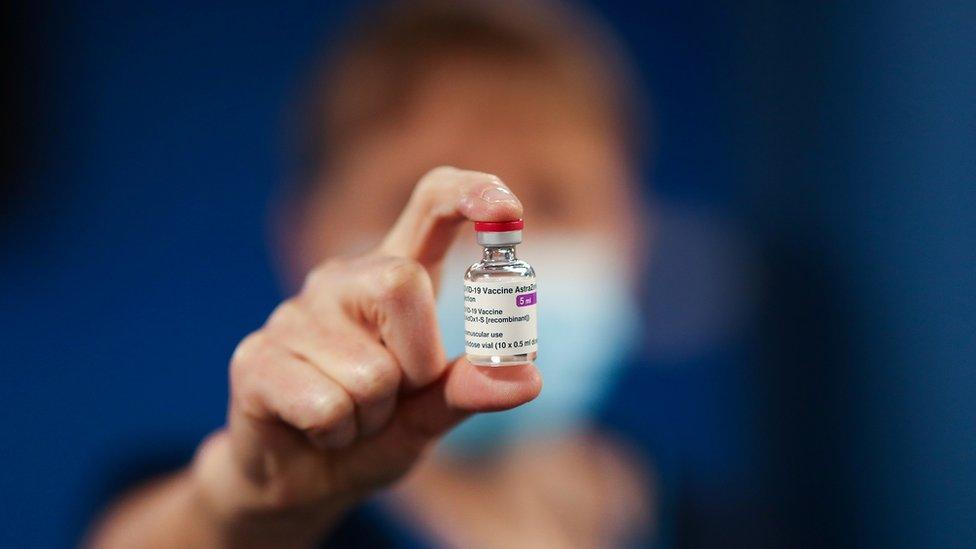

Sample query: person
[89,1,654,546]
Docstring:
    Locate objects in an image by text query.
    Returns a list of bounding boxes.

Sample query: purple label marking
[516,292,537,307]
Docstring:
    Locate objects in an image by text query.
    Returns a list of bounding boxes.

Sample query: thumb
[394,356,542,445]
[332,358,541,494]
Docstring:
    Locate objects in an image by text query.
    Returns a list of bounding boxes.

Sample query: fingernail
[481,185,518,204]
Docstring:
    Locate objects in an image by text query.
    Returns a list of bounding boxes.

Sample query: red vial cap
[474,219,524,232]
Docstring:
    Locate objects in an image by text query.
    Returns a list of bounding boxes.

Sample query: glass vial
[464,219,538,366]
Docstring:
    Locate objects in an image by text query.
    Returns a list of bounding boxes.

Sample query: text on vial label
[463,278,538,356]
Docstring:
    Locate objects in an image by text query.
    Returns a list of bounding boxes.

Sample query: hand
[191,167,541,546]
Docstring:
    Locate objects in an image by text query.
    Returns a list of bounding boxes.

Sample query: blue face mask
[436,235,641,457]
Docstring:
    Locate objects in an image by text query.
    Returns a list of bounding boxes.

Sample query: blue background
[1,1,974,547]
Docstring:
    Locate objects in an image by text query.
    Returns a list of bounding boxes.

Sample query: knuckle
[301,260,342,294]
[229,332,275,408]
[375,258,428,304]
[289,390,354,432]
[230,331,270,374]
[421,165,457,182]
[265,299,302,331]
[347,353,401,403]
[414,166,456,199]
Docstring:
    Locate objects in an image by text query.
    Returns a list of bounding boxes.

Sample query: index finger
[377,166,523,274]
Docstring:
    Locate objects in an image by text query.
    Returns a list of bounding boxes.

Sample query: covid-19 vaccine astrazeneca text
[464,219,538,366]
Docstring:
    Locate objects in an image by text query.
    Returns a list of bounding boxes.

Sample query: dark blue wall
[730,2,976,546]
[1,1,973,547]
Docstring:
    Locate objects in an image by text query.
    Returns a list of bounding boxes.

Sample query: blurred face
[292,57,643,278]
[287,56,648,453]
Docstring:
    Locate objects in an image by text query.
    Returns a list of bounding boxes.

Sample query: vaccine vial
[464,219,538,366]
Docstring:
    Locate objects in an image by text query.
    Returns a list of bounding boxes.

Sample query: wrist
[189,431,351,548]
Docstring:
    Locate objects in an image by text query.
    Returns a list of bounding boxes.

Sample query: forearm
[87,469,225,548]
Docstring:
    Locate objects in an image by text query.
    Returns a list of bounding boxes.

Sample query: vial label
[463,278,538,356]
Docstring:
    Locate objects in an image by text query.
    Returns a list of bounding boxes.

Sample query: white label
[464,277,538,356]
